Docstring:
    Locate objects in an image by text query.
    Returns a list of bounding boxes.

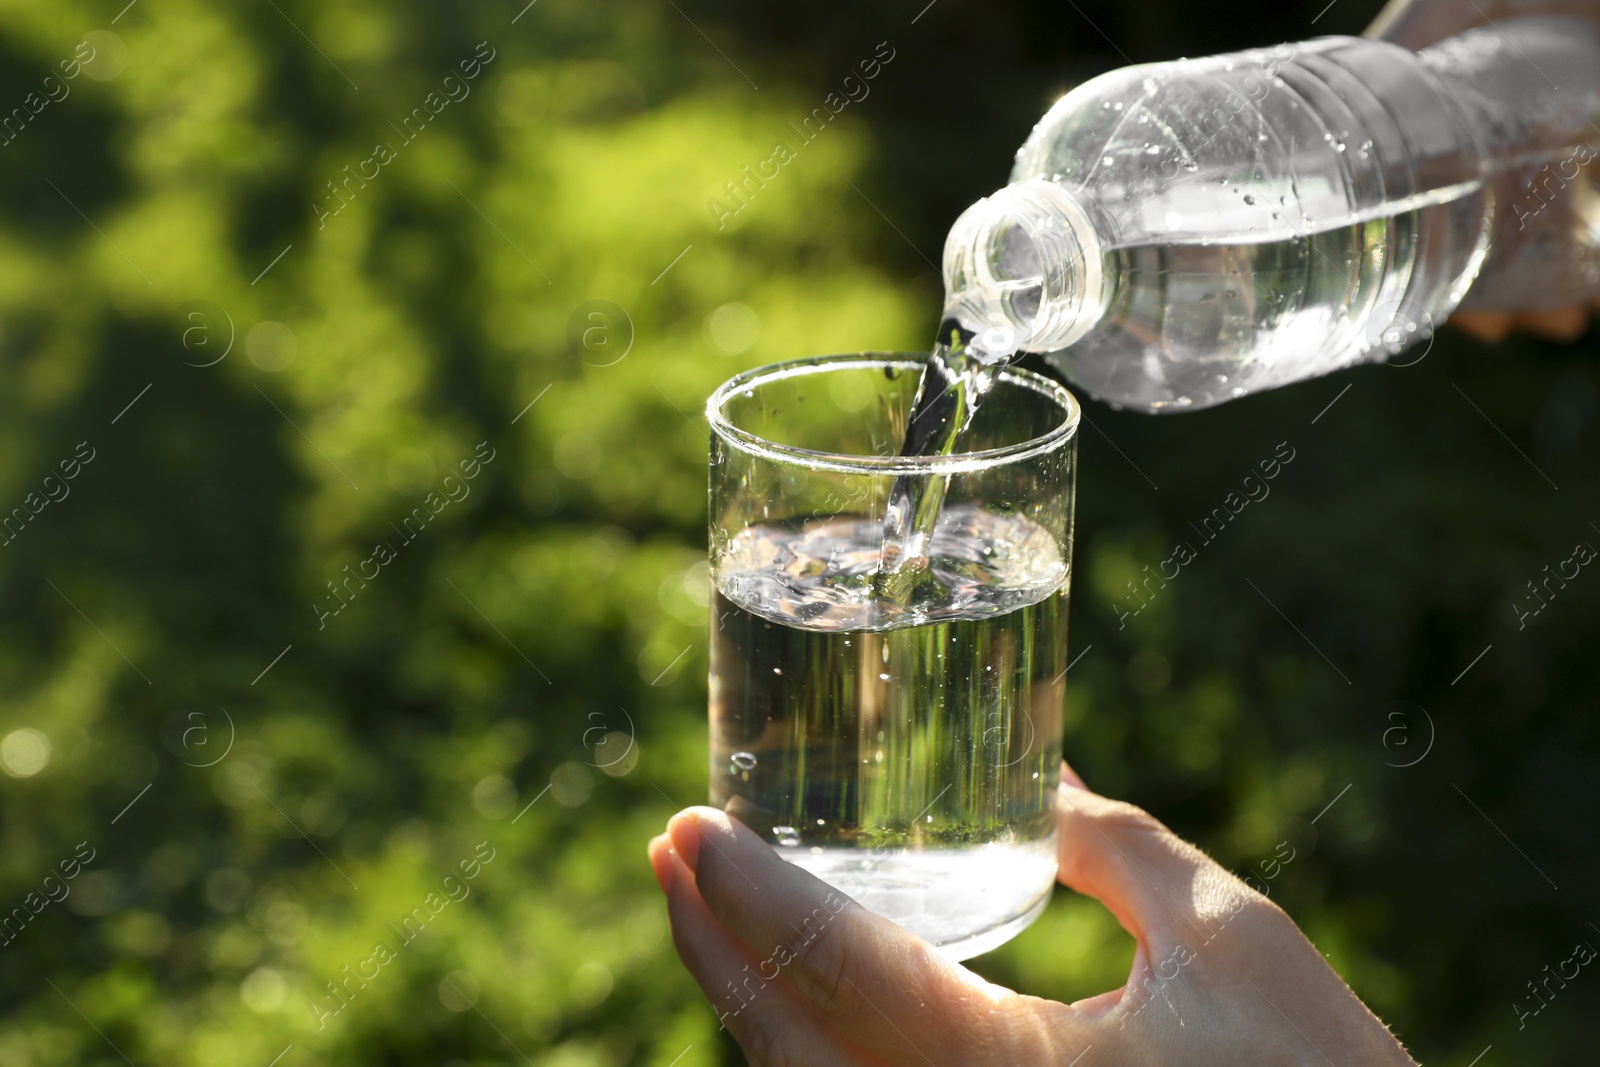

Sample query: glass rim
[705,352,1080,475]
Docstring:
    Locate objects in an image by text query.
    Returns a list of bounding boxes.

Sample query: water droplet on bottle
[773,825,800,847]
[1242,194,1255,205]
[731,752,758,771]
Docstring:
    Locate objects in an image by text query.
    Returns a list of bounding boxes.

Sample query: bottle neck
[941,177,1106,360]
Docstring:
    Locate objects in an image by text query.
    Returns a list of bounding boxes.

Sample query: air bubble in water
[731,752,758,771]
[773,825,800,847]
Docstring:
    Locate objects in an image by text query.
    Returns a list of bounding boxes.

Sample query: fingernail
[666,812,703,873]
[647,834,674,893]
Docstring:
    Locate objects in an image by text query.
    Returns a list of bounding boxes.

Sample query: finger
[667,808,1060,1065]
[649,836,881,1067]
[1054,782,1255,955]
[1513,304,1591,341]
[1448,310,1513,342]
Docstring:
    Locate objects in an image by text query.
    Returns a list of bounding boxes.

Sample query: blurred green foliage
[0,1,1596,1065]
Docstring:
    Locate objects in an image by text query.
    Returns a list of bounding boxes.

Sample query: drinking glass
[705,352,1078,960]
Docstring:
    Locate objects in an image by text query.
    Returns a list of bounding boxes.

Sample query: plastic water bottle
[939,16,1600,411]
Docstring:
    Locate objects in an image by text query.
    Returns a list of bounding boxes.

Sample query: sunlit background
[0,0,1596,1064]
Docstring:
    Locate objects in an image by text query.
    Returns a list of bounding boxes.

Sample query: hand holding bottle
[648,765,1417,1067]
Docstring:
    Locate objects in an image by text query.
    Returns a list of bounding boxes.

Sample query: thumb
[1054,768,1260,957]
[668,806,1063,1065]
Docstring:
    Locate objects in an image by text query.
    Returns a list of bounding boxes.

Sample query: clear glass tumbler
[705,352,1078,959]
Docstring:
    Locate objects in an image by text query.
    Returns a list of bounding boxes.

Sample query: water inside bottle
[1051,192,1488,409]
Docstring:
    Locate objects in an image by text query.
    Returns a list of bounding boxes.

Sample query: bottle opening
[941,178,1105,358]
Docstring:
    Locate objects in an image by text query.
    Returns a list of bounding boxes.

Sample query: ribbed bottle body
[1013,36,1493,409]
